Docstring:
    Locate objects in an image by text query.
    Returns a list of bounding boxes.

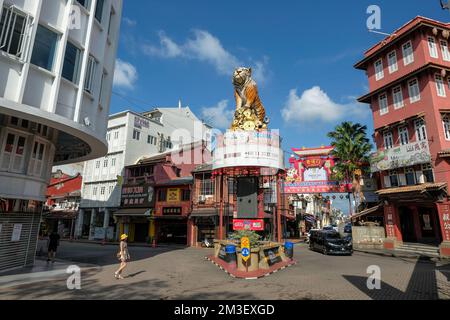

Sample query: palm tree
[327,122,372,213]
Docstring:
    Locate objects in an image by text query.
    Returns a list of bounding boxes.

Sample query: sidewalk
[58,239,188,248]
[354,247,443,262]
[0,258,100,289]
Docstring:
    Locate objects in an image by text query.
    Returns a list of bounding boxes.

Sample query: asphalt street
[0,241,449,300]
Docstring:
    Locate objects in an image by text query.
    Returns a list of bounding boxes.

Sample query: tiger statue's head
[233,67,252,87]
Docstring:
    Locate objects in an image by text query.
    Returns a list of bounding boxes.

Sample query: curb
[58,240,187,249]
[204,256,297,280]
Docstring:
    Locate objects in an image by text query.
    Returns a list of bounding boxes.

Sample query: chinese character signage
[134,116,150,129]
[121,184,155,208]
[284,148,350,194]
[370,140,431,173]
[167,189,181,203]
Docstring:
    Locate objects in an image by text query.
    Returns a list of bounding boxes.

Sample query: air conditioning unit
[198,195,206,204]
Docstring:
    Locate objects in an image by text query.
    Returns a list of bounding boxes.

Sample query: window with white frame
[408,78,420,103]
[103,159,108,168]
[106,132,111,141]
[111,158,116,167]
[95,160,100,169]
[93,186,98,196]
[95,0,105,23]
[443,114,450,140]
[398,126,409,145]
[0,5,33,60]
[389,170,399,187]
[428,37,438,58]
[383,131,394,149]
[435,74,446,97]
[379,93,388,115]
[84,55,97,94]
[422,163,434,183]
[402,41,414,65]
[29,140,46,177]
[441,40,450,61]
[387,50,398,73]
[405,167,416,185]
[374,59,384,81]
[414,119,427,141]
[108,185,114,195]
[1,132,27,173]
[392,86,404,109]
[114,131,119,139]
[100,186,106,195]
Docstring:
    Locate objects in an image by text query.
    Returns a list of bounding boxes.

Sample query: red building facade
[115,141,210,244]
[43,171,82,238]
[355,17,450,256]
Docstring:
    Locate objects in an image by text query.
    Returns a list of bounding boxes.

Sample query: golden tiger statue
[230,67,269,131]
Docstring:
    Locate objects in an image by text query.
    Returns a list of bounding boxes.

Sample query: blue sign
[241,248,250,257]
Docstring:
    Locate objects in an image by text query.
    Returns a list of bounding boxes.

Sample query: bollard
[284,242,294,259]
[225,244,237,266]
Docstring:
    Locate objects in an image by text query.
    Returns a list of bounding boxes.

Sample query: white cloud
[201,100,234,129]
[142,30,267,83]
[281,86,369,123]
[142,31,183,58]
[113,59,138,89]
[251,56,269,85]
[123,17,137,27]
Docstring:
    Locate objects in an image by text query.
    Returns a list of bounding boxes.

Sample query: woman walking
[115,234,130,279]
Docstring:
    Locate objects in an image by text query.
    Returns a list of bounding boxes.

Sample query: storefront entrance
[157,220,187,244]
[399,207,416,242]
[134,223,149,243]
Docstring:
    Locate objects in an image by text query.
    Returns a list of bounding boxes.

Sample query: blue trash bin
[284,242,294,259]
[225,245,237,264]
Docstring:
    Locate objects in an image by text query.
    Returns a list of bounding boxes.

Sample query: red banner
[233,219,265,231]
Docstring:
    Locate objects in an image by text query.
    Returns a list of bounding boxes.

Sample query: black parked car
[344,223,352,234]
[309,230,353,255]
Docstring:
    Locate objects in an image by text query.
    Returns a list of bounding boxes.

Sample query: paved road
[0,242,449,300]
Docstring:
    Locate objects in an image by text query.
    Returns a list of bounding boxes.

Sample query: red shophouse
[115,141,210,244]
[355,16,450,257]
[43,170,82,238]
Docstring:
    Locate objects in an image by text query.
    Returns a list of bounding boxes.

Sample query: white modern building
[78,106,212,240]
[0,0,123,271]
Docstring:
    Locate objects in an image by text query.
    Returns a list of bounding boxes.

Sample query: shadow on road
[343,256,450,300]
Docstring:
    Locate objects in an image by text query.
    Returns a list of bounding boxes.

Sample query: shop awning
[190,208,217,217]
[42,210,78,220]
[351,204,384,221]
[376,183,447,196]
[113,208,151,216]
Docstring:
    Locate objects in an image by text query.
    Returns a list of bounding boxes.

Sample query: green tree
[327,122,372,212]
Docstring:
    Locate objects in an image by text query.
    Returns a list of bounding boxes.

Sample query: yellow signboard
[241,237,251,262]
[167,188,180,203]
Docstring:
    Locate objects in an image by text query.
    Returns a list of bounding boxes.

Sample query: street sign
[241,237,251,262]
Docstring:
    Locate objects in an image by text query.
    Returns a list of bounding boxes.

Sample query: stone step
[394,247,440,257]
[397,244,439,252]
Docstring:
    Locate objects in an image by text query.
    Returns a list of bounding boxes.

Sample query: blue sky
[112,0,448,150]
[111,1,449,213]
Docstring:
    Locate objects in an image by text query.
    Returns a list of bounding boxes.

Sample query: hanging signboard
[121,184,155,207]
[167,189,181,203]
[370,140,431,173]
